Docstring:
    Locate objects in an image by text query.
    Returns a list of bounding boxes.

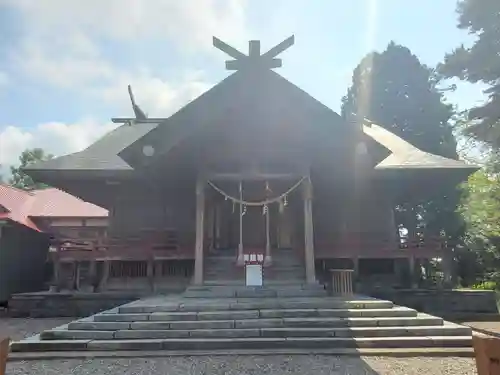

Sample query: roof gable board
[363,123,478,170]
[117,69,347,169]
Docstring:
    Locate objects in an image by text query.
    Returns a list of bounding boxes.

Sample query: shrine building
[24,37,477,293]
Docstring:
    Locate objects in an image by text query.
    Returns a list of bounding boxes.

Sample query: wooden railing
[47,228,196,293]
[315,235,448,259]
[50,228,194,261]
[329,269,354,295]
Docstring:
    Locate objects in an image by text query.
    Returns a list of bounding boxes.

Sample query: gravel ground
[5,355,478,375]
[0,317,72,341]
[0,317,478,375]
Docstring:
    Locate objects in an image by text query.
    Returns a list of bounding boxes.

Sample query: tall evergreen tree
[437,0,500,148]
[9,148,53,190]
[341,42,461,245]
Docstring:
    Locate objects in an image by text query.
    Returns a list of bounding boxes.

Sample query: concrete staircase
[204,248,306,285]
[264,249,306,283]
[11,285,473,353]
[204,255,243,284]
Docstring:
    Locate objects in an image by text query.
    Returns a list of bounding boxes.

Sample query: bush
[471,281,498,290]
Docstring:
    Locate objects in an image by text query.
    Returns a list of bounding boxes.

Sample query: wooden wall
[108,181,196,251]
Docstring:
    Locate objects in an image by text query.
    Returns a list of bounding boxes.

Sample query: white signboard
[245,264,263,286]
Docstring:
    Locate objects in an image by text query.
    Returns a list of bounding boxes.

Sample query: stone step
[202,280,322,286]
[11,336,473,352]
[263,274,306,281]
[202,280,246,286]
[40,324,471,340]
[69,315,443,331]
[118,298,394,313]
[266,266,303,270]
[92,307,418,322]
[183,287,325,298]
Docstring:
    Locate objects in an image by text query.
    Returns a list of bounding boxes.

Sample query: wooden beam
[213,36,247,60]
[207,172,304,181]
[111,118,167,124]
[213,35,294,71]
[225,58,282,71]
[248,40,261,58]
[261,35,295,59]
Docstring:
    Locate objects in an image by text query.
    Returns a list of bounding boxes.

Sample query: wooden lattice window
[110,261,148,278]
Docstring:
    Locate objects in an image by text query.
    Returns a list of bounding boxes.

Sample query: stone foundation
[8,290,180,318]
[365,289,498,317]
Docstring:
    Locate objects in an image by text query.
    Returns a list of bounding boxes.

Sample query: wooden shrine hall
[25,36,477,292]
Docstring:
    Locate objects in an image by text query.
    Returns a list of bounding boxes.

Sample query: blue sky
[0,0,487,171]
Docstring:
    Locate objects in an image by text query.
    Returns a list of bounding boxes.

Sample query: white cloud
[97,70,213,117]
[5,0,226,116]
[7,0,249,51]
[0,0,251,177]
[0,72,8,87]
[0,120,117,176]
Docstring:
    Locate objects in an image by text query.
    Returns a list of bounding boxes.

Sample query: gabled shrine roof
[25,122,158,172]
[363,123,478,170]
[24,36,479,181]
[117,68,347,170]
[0,184,107,231]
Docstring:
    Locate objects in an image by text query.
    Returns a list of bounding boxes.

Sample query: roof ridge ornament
[112,86,167,125]
[128,85,148,121]
[213,35,295,71]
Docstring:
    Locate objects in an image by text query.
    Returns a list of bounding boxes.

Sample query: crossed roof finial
[213,35,295,71]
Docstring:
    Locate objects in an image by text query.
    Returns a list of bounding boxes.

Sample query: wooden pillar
[303,177,316,284]
[88,260,96,292]
[98,260,110,291]
[206,198,215,253]
[388,204,398,243]
[264,207,272,266]
[215,202,221,249]
[353,256,359,284]
[237,181,244,266]
[74,261,80,291]
[193,177,206,285]
[409,256,417,289]
[278,207,292,249]
[49,249,61,293]
[147,259,155,292]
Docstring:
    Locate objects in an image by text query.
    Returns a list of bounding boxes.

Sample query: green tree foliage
[342,42,458,159]
[458,159,500,283]
[437,0,500,148]
[341,42,462,243]
[9,148,53,190]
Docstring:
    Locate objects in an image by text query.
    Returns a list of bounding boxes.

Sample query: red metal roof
[0,184,108,232]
